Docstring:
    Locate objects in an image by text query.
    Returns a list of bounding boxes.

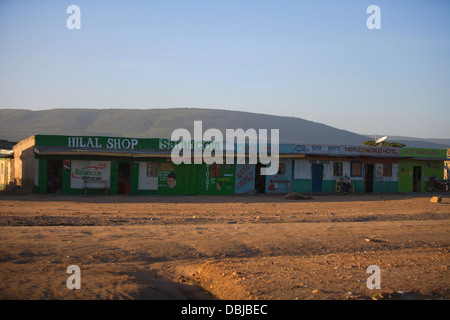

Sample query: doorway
[365,164,374,193]
[413,166,422,192]
[47,159,63,193]
[311,163,324,193]
[118,162,131,194]
[255,163,266,193]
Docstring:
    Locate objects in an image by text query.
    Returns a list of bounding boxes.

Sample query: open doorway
[47,159,62,193]
[365,164,374,193]
[118,162,131,195]
[413,166,422,192]
[255,163,266,193]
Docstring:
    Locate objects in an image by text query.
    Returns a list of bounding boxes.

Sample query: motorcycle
[425,176,449,192]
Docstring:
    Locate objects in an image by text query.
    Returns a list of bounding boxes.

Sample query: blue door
[311,163,324,192]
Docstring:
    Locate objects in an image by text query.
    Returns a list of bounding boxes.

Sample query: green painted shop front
[398,159,444,192]
[398,148,447,193]
[35,155,236,196]
[30,135,235,195]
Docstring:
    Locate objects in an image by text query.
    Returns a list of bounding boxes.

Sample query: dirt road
[0,193,448,300]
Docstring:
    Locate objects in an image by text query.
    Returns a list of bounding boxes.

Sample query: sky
[0,0,449,139]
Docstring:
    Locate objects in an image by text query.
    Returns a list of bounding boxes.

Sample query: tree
[362,140,406,148]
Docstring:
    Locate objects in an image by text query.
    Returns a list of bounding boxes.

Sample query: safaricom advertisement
[70,161,111,189]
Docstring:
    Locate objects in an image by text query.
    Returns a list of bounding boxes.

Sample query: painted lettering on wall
[236,164,253,190]
[235,164,255,193]
[159,138,219,151]
[295,145,310,152]
[294,144,398,157]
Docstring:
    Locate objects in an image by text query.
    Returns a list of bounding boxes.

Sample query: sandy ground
[0,192,448,300]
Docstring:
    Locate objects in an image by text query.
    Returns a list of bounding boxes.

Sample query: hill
[0,108,371,145]
[0,108,448,148]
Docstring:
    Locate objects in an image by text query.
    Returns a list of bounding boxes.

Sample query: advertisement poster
[158,161,183,194]
[70,160,110,189]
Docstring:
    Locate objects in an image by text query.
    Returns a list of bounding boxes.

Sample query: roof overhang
[398,157,450,161]
[33,146,171,158]
[0,149,13,158]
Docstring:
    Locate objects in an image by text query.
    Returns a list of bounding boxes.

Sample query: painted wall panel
[292,179,312,193]
[196,163,235,195]
[38,159,47,194]
[294,160,310,179]
[110,162,118,195]
[138,162,158,190]
[130,162,139,195]
[398,160,444,192]
[266,160,292,193]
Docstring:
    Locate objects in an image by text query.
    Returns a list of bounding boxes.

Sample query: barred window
[333,162,343,176]
[278,163,286,175]
[210,163,221,178]
[383,163,392,177]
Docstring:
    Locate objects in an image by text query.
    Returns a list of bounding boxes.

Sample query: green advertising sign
[399,148,447,159]
[35,135,160,150]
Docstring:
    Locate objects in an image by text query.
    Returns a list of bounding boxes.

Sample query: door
[311,163,324,192]
[255,163,266,193]
[413,166,422,192]
[47,159,63,193]
[118,162,131,194]
[365,164,374,193]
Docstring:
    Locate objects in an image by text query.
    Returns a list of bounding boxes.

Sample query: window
[351,161,362,177]
[333,162,343,176]
[278,163,286,175]
[383,163,392,177]
[146,162,158,177]
[210,163,221,178]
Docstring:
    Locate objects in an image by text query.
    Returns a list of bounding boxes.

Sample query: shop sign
[67,137,138,150]
[293,144,399,157]
[70,161,111,188]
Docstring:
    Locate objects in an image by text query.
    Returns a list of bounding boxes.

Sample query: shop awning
[33,146,171,157]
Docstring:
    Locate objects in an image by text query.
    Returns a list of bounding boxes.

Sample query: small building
[13,135,238,195]
[266,144,400,194]
[0,140,15,191]
[398,148,448,192]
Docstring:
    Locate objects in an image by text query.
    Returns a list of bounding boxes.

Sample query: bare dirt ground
[0,193,448,300]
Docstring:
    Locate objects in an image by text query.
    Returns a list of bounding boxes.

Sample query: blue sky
[0,0,449,138]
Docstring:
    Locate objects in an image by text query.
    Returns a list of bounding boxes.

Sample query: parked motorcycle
[425,176,449,192]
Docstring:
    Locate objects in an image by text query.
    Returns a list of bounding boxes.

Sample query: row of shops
[2,134,449,195]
